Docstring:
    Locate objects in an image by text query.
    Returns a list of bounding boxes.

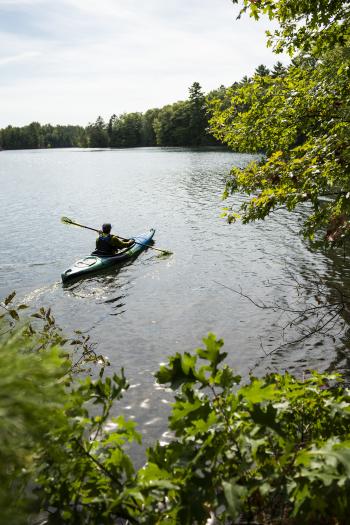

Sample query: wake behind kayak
[61,228,155,282]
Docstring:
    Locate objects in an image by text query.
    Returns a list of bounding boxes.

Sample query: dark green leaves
[156,352,198,389]
[238,0,350,55]
[222,480,247,520]
[156,333,231,391]
[209,3,350,246]
[8,309,19,320]
[153,339,350,523]
[3,293,350,525]
[4,291,16,305]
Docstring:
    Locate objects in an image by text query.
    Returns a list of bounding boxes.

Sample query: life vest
[95,234,115,255]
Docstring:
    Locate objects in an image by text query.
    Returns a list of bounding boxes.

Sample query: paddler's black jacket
[95,233,132,255]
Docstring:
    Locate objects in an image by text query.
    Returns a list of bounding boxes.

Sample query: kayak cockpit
[90,241,135,258]
[75,256,99,267]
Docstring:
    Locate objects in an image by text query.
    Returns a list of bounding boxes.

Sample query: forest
[0,81,213,149]
[0,70,280,151]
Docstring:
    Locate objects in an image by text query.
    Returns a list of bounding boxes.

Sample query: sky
[0,0,286,127]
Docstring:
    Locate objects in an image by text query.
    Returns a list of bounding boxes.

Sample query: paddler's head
[102,223,112,234]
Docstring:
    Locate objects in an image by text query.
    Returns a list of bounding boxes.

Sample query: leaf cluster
[151,333,350,524]
[0,291,109,373]
[209,42,350,244]
[233,0,350,55]
[3,297,350,524]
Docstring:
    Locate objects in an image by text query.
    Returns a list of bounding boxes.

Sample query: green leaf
[4,291,16,306]
[31,313,43,319]
[250,403,286,438]
[222,480,246,519]
[138,462,178,490]
[156,352,198,389]
[196,333,227,373]
[239,379,278,403]
[9,310,19,321]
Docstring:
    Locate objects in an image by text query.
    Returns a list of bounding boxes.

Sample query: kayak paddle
[61,216,172,256]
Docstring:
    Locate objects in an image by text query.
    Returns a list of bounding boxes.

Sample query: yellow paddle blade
[61,216,76,225]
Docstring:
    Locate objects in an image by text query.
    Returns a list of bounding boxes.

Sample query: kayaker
[94,223,134,255]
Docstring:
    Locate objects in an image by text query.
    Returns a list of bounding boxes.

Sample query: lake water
[1,147,350,450]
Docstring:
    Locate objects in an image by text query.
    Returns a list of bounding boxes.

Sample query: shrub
[1,293,350,524]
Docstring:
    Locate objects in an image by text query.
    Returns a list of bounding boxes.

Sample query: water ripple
[1,147,350,443]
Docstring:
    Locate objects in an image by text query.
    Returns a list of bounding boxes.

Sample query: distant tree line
[0,122,88,150]
[0,68,284,151]
[87,82,218,149]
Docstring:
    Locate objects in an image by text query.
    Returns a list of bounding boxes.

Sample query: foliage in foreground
[154,336,350,524]
[2,295,350,524]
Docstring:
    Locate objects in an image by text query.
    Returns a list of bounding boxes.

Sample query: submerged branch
[214,274,349,360]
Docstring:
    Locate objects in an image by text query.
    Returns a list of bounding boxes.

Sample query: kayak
[61,228,155,282]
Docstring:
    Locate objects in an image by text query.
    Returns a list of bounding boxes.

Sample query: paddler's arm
[110,235,134,248]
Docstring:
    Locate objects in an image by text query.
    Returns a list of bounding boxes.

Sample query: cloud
[62,0,134,19]
[0,0,47,5]
[0,50,40,66]
[0,0,288,126]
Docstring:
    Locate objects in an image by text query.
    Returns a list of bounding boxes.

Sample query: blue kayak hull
[61,228,155,282]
